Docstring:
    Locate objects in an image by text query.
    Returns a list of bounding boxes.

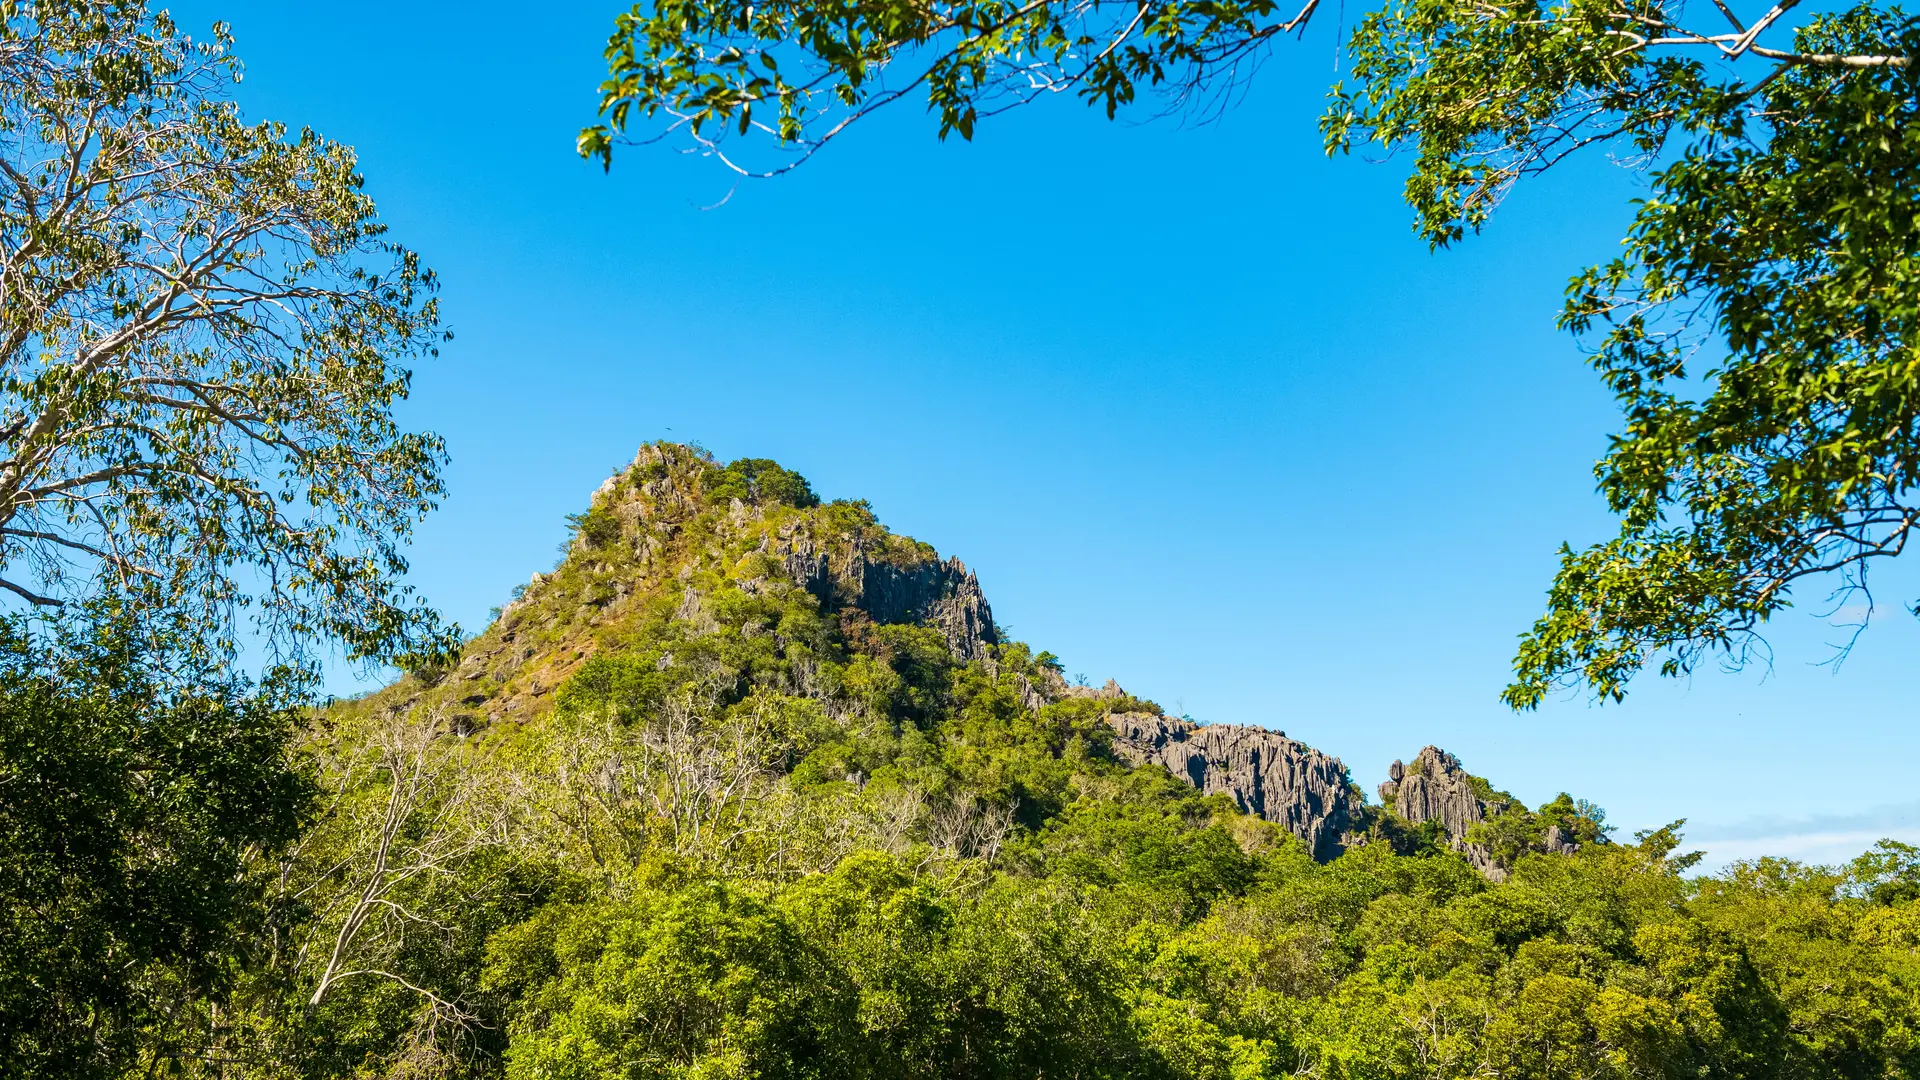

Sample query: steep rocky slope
[343,443,1595,870]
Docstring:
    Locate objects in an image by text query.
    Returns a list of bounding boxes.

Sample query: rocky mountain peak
[390,443,1004,730]
[357,443,1598,878]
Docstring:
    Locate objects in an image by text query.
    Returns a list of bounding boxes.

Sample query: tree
[293,707,501,1024]
[1,1,451,678]
[484,879,839,1080]
[0,4,456,1073]
[0,619,309,1078]
[578,0,1920,705]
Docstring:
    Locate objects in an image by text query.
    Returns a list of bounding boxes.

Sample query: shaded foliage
[0,620,310,1078]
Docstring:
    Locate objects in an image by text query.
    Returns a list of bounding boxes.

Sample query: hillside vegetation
[71,445,1920,1078]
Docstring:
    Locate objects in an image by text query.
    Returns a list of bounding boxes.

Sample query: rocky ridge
[1104,711,1361,860]
[352,443,1594,875]
[1098,717,1561,868]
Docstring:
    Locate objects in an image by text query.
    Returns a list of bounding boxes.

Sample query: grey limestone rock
[770,529,1000,662]
[1106,712,1361,861]
[1379,746,1496,837]
[847,552,998,662]
[1380,745,1521,879]
[1540,825,1579,857]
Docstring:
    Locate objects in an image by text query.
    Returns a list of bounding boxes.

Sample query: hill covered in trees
[34,442,1920,1078]
[14,3,1920,1075]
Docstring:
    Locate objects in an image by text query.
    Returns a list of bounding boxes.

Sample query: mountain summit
[342,443,1598,874]
[263,446,1842,1080]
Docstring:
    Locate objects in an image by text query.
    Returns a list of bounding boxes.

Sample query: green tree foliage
[1847,839,1920,906]
[1323,0,1920,705]
[705,457,821,508]
[566,504,626,548]
[0,619,309,1078]
[1469,792,1612,866]
[0,1,452,677]
[1481,14,1920,705]
[0,5,461,1074]
[79,451,1920,1078]
[577,0,1920,705]
[577,0,1324,175]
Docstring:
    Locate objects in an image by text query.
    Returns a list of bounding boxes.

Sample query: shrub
[706,458,821,508]
[565,505,623,548]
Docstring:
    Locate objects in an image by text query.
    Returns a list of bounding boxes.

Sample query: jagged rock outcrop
[1379,747,1495,843]
[1379,746,1504,876]
[1106,712,1361,861]
[1103,731,1590,875]
[850,555,997,663]
[1377,746,1579,880]
[771,524,998,662]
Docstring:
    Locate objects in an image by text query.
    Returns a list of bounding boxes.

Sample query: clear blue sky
[174,0,1920,869]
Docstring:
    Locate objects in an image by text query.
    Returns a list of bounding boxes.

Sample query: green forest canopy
[8,442,1916,1079]
[4,2,1920,1077]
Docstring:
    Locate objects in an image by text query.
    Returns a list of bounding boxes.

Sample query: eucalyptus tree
[0,0,452,678]
[578,0,1920,705]
[1,2,455,1071]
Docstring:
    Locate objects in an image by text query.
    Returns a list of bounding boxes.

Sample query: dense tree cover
[0,617,309,1078]
[477,832,1920,1080]
[577,0,1920,705]
[65,450,1912,1080]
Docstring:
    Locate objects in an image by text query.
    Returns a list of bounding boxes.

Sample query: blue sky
[176,0,1920,869]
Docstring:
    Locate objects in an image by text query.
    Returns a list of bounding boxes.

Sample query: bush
[566,504,624,548]
[706,458,821,508]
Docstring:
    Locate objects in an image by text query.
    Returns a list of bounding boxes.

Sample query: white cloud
[1682,800,1920,872]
